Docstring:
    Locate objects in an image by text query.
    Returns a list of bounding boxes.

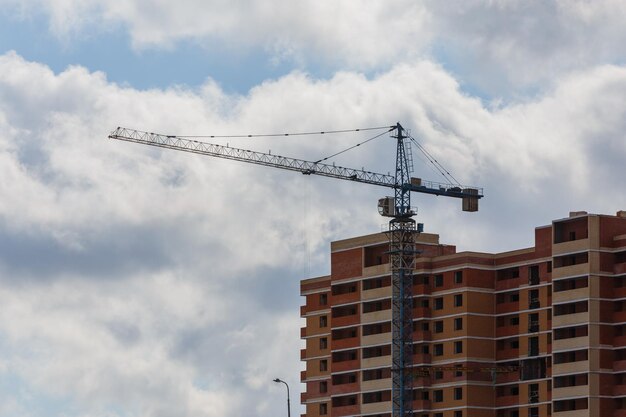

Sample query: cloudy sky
[0,1,625,416]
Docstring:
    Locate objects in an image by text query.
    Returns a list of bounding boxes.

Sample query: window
[529,383,539,403]
[454,387,463,400]
[422,322,429,331]
[510,316,519,326]
[454,411,463,417]
[433,390,443,402]
[434,274,444,287]
[320,337,328,350]
[529,289,540,309]
[529,265,540,285]
[434,321,444,333]
[320,360,327,371]
[320,381,328,393]
[510,292,520,302]
[454,317,463,330]
[529,337,539,356]
[528,313,539,332]
[454,341,463,354]
[422,345,429,354]
[319,403,327,415]
[454,271,463,284]
[319,315,327,327]
[454,294,463,307]
[434,344,443,356]
[319,293,327,305]
[434,297,444,310]
[434,370,443,380]
[510,340,519,349]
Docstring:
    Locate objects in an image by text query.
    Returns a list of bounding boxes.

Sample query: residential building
[300,211,626,417]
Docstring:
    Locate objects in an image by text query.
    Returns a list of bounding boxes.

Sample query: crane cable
[174,125,394,139]
[409,135,461,186]
[313,127,395,164]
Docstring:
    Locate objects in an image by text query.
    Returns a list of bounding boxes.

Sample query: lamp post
[273,378,291,417]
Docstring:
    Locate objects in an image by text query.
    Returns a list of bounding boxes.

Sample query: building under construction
[300,210,626,417]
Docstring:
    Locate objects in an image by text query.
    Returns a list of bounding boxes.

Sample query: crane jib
[108,127,483,201]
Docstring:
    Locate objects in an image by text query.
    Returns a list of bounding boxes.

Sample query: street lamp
[273,378,291,417]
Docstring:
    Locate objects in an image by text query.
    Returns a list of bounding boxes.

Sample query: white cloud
[1,0,432,70]
[3,0,626,94]
[428,0,626,94]
[0,51,626,417]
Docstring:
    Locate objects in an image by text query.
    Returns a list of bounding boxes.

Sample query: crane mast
[109,123,483,417]
[389,123,417,417]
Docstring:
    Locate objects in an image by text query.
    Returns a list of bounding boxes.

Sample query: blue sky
[0,11,301,93]
[0,2,626,417]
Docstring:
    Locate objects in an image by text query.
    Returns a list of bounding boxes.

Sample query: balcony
[553,410,589,417]
[496,277,525,291]
[553,336,589,351]
[301,328,307,338]
[552,385,588,399]
[361,378,391,392]
[332,359,359,373]
[363,263,389,277]
[496,395,519,407]
[496,372,520,384]
[496,325,520,338]
[614,311,626,323]
[496,348,520,361]
[616,262,626,275]
[552,311,589,327]
[331,291,360,305]
[333,314,360,328]
[362,309,392,324]
[361,355,391,369]
[332,404,359,417]
[412,399,431,411]
[553,238,590,256]
[552,263,589,279]
[362,286,391,301]
[496,301,521,314]
[412,307,431,318]
[553,361,589,375]
[361,401,391,415]
[614,385,626,396]
[362,333,391,346]
[613,335,626,346]
[332,337,359,351]
[330,381,359,396]
[412,353,432,365]
[412,330,432,342]
[614,360,626,372]
[553,286,589,303]
[528,321,540,333]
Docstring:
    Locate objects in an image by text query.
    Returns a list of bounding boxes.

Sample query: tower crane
[109,122,483,417]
